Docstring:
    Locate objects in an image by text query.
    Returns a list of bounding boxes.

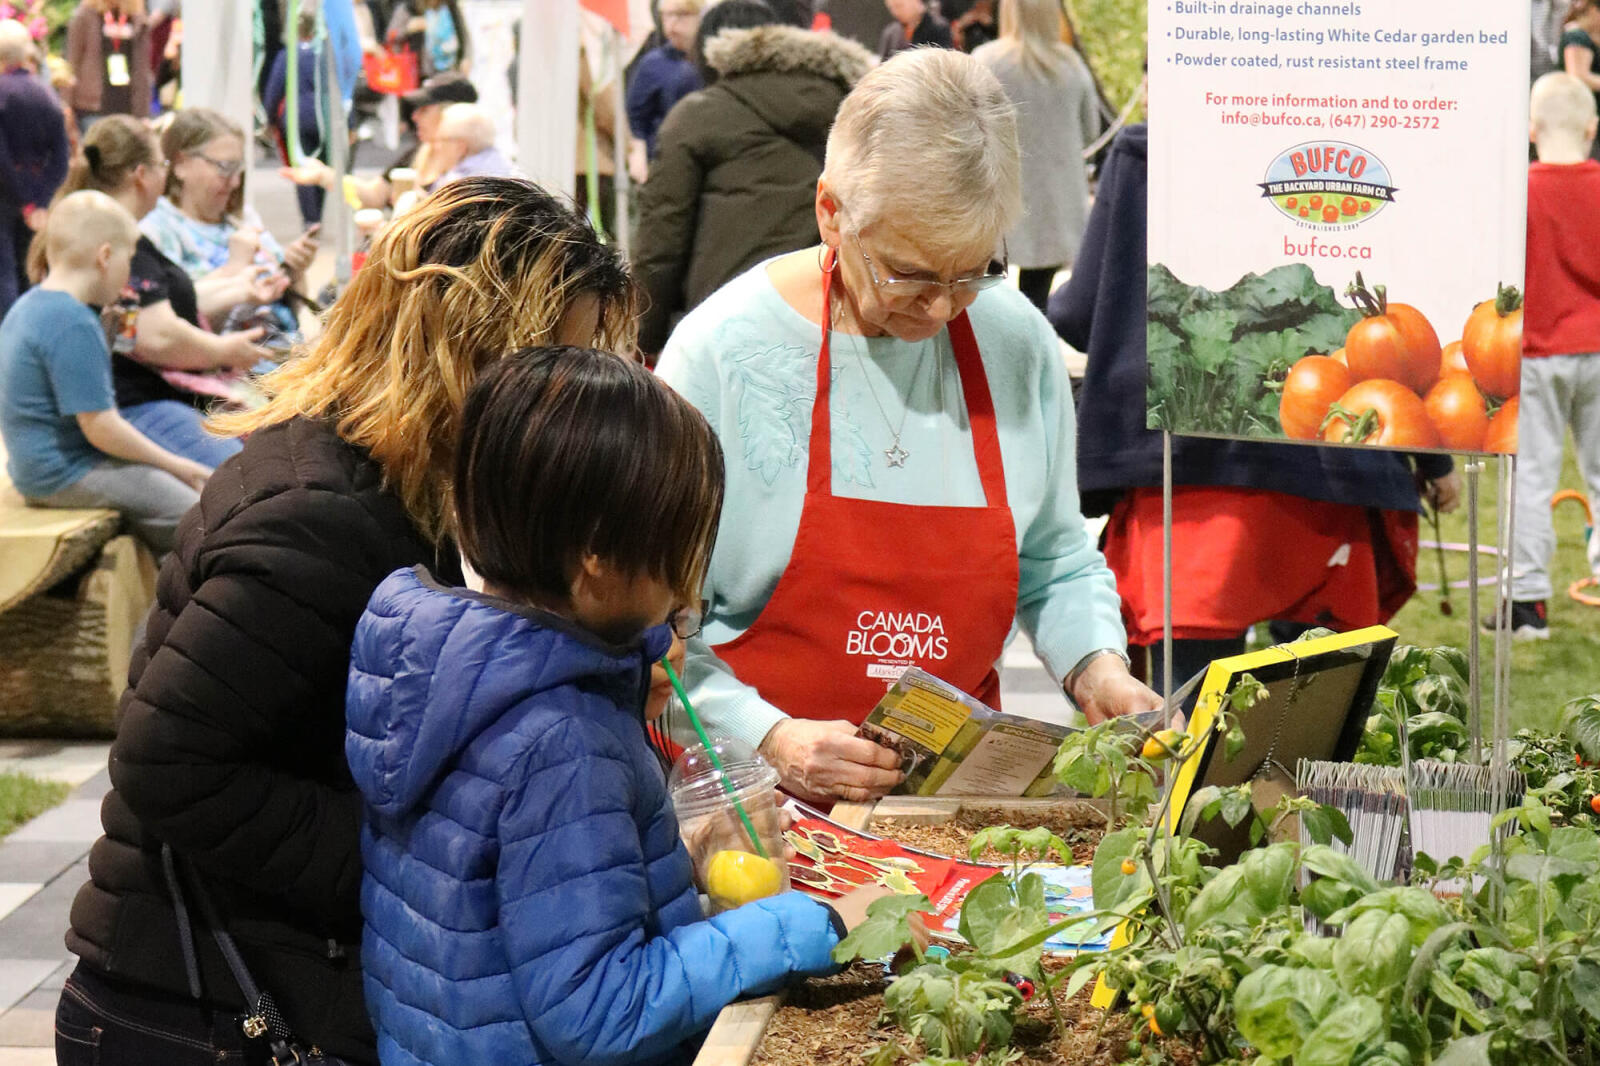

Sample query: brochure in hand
[857,668,1073,797]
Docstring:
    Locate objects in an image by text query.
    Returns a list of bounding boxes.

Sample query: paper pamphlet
[858,668,1072,797]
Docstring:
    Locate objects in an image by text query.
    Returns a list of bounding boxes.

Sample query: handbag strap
[160,844,309,1065]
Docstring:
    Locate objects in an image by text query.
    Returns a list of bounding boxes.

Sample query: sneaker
[1483,599,1550,641]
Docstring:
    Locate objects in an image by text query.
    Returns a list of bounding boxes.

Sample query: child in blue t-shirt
[0,190,212,553]
[345,346,893,1066]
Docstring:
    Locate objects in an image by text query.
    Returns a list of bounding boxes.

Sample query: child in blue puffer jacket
[346,346,890,1066]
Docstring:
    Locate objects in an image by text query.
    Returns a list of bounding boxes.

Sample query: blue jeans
[123,400,244,468]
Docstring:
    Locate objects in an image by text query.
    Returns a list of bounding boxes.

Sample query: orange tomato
[1323,379,1442,449]
[1279,355,1353,439]
[1462,286,1523,400]
[1329,347,1348,366]
[1423,375,1490,452]
[1440,341,1469,377]
[1483,396,1519,453]
[1343,275,1441,395]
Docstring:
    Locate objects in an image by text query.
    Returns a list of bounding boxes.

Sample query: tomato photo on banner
[1146,1,1528,454]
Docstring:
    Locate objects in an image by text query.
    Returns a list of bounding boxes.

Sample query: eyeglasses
[191,152,243,180]
[667,599,708,641]
[854,239,1009,301]
[838,204,1007,301]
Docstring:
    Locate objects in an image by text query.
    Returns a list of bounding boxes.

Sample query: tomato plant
[1484,395,1519,453]
[1462,284,1523,400]
[1342,273,1442,395]
[1279,355,1352,439]
[1423,374,1490,452]
[1322,379,1441,448]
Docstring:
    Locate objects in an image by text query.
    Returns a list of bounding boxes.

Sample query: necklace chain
[830,279,931,469]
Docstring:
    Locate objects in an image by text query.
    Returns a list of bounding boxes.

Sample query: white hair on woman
[996,0,1086,80]
[823,47,1021,255]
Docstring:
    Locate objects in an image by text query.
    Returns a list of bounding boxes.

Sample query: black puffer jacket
[634,25,873,354]
[66,417,460,1064]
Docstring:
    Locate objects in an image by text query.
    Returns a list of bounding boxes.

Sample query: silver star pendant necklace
[833,296,931,469]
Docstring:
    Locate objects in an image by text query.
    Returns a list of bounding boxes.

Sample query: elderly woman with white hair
[657,47,1159,806]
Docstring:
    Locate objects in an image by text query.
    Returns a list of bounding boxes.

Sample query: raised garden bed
[693,797,1119,1066]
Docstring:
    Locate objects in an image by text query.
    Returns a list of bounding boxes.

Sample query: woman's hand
[249,266,292,306]
[278,159,336,190]
[226,225,262,270]
[282,225,321,278]
[1069,653,1161,724]
[217,327,270,369]
[758,719,903,805]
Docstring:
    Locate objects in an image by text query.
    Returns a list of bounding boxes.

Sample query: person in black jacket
[1050,125,1459,690]
[634,5,873,356]
[54,177,638,1066]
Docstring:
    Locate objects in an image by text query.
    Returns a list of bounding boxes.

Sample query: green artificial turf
[1387,440,1599,737]
[0,771,70,841]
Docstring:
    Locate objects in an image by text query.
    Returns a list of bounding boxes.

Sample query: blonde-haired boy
[0,190,211,554]
[1500,73,1600,638]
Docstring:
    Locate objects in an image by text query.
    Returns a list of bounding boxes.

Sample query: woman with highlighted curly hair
[54,177,637,1066]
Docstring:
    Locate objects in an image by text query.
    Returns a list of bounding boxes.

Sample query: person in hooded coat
[634,13,873,358]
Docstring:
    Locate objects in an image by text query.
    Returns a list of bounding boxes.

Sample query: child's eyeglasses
[668,600,708,640]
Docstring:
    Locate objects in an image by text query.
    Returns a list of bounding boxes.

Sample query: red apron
[1103,486,1419,646]
[712,255,1021,723]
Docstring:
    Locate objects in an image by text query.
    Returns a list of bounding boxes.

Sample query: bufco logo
[845,610,949,661]
[1259,141,1397,229]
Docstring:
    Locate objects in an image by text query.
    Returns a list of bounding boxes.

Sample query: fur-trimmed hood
[704,25,874,89]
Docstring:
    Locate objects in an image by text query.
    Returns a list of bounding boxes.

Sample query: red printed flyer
[1146,1,1528,454]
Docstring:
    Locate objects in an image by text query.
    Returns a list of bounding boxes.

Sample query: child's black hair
[455,345,725,611]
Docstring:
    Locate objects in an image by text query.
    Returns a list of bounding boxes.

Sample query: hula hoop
[1416,540,1500,592]
[1552,490,1600,608]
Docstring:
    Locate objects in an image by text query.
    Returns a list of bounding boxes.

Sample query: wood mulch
[871,803,1109,866]
[750,805,1203,1066]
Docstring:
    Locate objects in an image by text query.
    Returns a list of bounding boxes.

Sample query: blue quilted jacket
[345,567,844,1066]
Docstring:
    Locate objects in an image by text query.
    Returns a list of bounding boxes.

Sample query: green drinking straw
[662,659,769,859]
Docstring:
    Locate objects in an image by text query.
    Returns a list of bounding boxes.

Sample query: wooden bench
[0,455,157,737]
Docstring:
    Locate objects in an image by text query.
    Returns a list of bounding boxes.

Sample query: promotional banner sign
[1147,1,1529,453]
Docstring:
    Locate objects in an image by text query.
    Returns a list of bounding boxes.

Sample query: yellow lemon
[704,850,783,908]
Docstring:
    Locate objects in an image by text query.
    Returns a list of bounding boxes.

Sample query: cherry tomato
[1279,355,1352,439]
[1341,197,1358,216]
[1462,286,1523,400]
[1329,346,1348,366]
[1322,205,1340,222]
[1323,379,1442,448]
[1285,196,1299,209]
[1299,207,1310,218]
[1483,396,1519,453]
[1590,795,1600,816]
[1440,340,1470,377]
[1344,276,1441,395]
[1310,194,1324,208]
[1359,200,1372,212]
[1423,374,1490,452]
[1121,858,1138,876]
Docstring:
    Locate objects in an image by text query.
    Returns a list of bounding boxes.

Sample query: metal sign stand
[1162,430,1175,725]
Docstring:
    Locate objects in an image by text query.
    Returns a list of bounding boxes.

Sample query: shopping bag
[363,48,418,95]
